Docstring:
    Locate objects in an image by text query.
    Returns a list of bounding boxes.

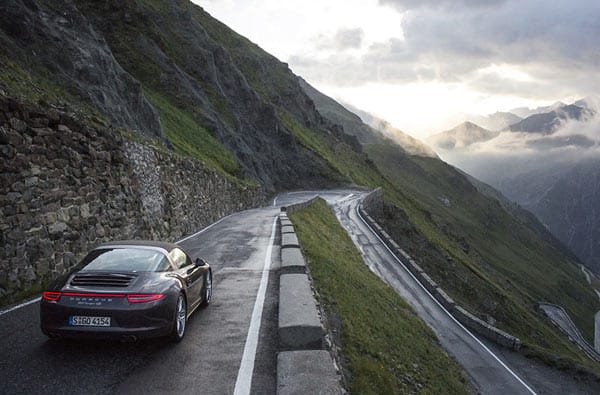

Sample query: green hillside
[363,145,599,368]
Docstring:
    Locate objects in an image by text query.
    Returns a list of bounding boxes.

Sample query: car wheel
[200,270,212,308]
[171,293,187,342]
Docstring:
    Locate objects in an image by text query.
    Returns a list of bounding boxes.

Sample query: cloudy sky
[197,0,600,138]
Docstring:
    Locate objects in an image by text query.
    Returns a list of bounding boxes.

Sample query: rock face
[71,0,347,191]
[0,0,164,140]
[297,77,383,145]
[0,0,368,302]
[0,95,265,303]
[498,160,600,274]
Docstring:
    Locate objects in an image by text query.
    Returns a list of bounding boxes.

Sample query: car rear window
[80,248,170,272]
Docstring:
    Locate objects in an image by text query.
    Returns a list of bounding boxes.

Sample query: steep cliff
[71,0,355,190]
[0,0,164,140]
[498,160,600,274]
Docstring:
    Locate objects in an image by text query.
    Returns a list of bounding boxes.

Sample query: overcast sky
[197,0,600,138]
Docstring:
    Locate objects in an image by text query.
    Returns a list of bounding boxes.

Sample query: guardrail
[358,190,522,351]
[276,204,343,394]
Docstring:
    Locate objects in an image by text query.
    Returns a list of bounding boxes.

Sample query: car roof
[96,240,186,254]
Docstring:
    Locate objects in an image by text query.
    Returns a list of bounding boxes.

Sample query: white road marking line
[233,215,278,395]
[176,213,233,243]
[353,203,537,395]
[581,265,591,285]
[338,193,354,202]
[0,296,41,316]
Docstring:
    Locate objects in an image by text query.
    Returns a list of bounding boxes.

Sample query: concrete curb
[281,224,295,234]
[281,248,306,274]
[358,193,522,351]
[276,205,343,393]
[281,232,300,249]
[281,196,320,214]
[278,273,324,349]
[277,351,342,395]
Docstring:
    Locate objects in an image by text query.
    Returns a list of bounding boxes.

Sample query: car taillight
[42,291,62,301]
[127,294,165,303]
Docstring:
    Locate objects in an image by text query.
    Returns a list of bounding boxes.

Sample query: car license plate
[69,315,111,327]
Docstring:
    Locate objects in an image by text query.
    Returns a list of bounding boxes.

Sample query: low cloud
[314,27,364,51]
[380,0,507,11]
[334,28,364,50]
[433,109,600,185]
[525,135,596,151]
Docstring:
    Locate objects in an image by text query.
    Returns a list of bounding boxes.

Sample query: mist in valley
[430,98,600,273]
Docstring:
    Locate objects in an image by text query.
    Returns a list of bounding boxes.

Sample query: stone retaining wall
[359,189,522,351]
[0,95,265,303]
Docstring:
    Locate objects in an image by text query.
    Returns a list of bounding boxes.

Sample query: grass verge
[144,89,251,184]
[289,198,470,394]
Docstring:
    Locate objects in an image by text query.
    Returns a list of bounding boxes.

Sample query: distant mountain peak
[508,103,592,135]
[460,111,522,131]
[427,121,499,150]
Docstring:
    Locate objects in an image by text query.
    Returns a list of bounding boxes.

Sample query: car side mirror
[195,258,208,266]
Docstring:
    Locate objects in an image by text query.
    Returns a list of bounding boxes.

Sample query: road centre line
[353,202,537,395]
[233,214,278,395]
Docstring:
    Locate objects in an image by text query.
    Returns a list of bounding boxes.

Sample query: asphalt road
[1,189,597,394]
[538,303,600,362]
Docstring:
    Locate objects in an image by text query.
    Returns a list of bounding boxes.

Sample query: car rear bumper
[40,296,176,340]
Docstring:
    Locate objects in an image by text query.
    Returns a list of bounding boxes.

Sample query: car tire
[171,293,187,342]
[200,270,212,308]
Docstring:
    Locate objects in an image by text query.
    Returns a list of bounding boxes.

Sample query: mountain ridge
[426,97,600,275]
[508,104,591,135]
[427,121,499,149]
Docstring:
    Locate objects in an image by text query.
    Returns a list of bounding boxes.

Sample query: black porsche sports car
[40,240,212,342]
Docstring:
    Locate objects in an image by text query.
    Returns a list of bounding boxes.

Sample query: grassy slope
[364,143,600,369]
[144,90,246,181]
[0,53,105,123]
[289,199,470,394]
